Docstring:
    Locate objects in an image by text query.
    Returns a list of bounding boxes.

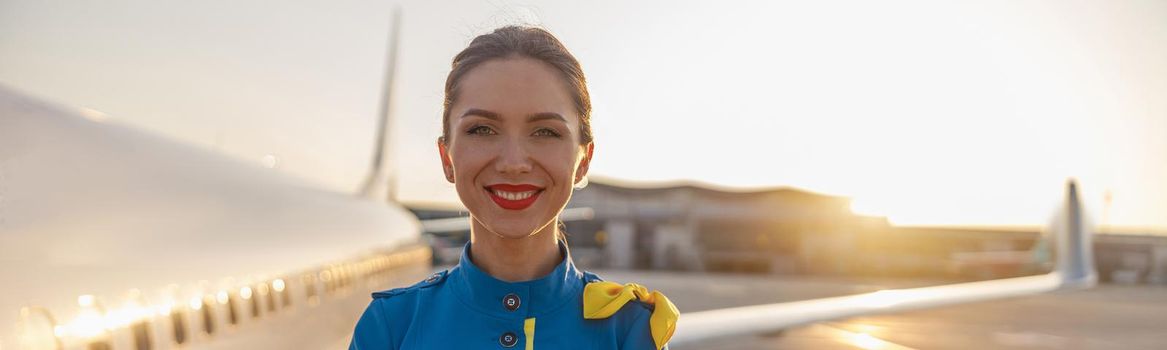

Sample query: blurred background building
[414,178,1167,285]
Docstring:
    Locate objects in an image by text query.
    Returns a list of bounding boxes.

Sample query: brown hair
[439,25,592,145]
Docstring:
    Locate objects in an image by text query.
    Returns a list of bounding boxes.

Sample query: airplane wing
[0,81,430,349]
[1,7,428,350]
[0,8,435,348]
[669,181,1097,345]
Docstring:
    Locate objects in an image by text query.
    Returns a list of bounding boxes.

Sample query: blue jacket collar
[450,240,584,319]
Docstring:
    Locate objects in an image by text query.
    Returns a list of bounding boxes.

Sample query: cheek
[449,143,493,179]
[534,146,582,180]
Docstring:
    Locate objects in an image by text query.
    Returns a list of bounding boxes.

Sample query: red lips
[485,184,543,210]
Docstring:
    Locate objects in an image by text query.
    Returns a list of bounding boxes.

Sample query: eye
[466,125,496,136]
[533,128,562,138]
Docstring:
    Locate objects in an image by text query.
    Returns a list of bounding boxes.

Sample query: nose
[494,136,532,175]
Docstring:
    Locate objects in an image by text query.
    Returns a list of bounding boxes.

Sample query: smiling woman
[442,57,589,249]
[348,26,677,350]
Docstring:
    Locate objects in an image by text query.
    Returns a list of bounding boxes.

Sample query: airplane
[0,11,1097,350]
[0,81,430,349]
[0,10,431,350]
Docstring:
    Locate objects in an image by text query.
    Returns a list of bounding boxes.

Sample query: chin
[479,219,553,240]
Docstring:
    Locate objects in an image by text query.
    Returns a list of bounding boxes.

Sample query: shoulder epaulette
[371,270,449,299]
[582,271,604,283]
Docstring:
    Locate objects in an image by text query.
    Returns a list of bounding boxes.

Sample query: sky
[1,0,1164,230]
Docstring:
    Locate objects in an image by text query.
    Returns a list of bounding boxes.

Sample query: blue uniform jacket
[349,242,666,349]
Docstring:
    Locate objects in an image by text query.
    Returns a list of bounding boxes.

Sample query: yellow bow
[583,282,678,350]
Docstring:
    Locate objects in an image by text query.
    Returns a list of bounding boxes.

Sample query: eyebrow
[460,108,501,120]
[460,108,567,123]
[527,112,567,123]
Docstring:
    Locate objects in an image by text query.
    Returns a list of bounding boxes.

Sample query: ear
[575,142,594,184]
[437,138,455,183]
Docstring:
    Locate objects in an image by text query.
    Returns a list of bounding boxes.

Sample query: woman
[349,26,677,349]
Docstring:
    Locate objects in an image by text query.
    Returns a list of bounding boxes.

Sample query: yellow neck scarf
[582,282,678,350]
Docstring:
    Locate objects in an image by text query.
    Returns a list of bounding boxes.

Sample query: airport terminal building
[412,179,1167,284]
[560,180,887,274]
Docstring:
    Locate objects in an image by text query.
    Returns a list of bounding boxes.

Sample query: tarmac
[595,270,1167,349]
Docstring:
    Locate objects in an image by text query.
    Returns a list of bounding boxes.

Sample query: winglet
[1053,179,1097,288]
[359,6,403,202]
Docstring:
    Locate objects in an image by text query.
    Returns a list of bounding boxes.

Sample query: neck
[468,219,563,282]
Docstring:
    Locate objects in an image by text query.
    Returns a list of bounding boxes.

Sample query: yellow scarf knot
[583,281,678,350]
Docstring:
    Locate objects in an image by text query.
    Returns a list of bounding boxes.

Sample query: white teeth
[492,190,536,201]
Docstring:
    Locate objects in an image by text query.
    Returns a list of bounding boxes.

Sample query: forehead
[451,57,579,125]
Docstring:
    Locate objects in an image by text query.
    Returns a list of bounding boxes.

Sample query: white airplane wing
[0,10,433,349]
[670,181,1097,345]
[0,81,429,350]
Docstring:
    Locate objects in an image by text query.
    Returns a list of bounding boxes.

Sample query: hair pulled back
[440,26,592,145]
